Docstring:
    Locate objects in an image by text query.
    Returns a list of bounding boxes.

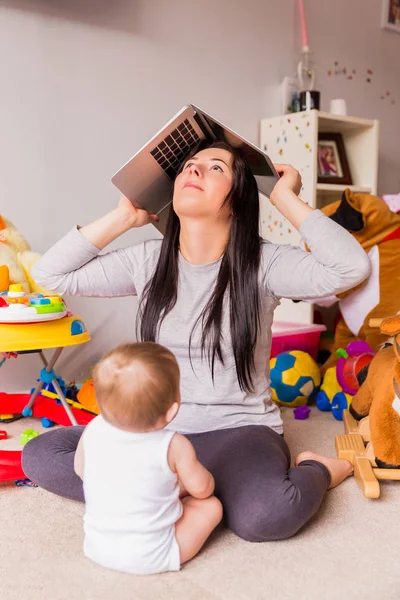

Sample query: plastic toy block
[0,430,7,440]
[48,296,62,304]
[9,284,23,293]
[35,303,65,314]
[293,405,311,420]
[20,428,39,446]
[30,297,51,305]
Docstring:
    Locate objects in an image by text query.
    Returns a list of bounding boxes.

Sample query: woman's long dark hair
[137,140,262,393]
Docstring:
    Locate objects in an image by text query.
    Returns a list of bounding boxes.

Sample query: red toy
[0,430,7,440]
[0,450,25,482]
[336,341,375,395]
[0,392,95,483]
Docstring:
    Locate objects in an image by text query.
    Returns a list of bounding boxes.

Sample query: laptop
[112,104,279,234]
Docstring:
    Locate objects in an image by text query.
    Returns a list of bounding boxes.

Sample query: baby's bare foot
[295,451,354,489]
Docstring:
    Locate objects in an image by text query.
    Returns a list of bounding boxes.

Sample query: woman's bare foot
[295,451,354,489]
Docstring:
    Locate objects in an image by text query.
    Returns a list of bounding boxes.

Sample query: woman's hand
[116,195,159,229]
[270,164,302,206]
[79,195,160,250]
[267,164,313,230]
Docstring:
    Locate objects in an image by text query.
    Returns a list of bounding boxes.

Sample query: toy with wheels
[316,366,353,419]
[316,341,374,421]
[270,350,321,408]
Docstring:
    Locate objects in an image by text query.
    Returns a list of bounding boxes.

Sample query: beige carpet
[1,408,399,600]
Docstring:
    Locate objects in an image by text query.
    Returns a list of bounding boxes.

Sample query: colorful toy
[0,392,95,427]
[316,341,374,420]
[0,284,67,323]
[0,215,31,293]
[336,315,400,498]
[20,428,39,446]
[0,430,7,440]
[336,341,375,395]
[0,311,94,483]
[0,214,54,295]
[293,404,311,420]
[304,191,400,374]
[0,314,91,427]
[0,392,96,483]
[77,379,100,415]
[270,350,321,408]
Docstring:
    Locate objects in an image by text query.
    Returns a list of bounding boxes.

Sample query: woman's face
[173,147,234,222]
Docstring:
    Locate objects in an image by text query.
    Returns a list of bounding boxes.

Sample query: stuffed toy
[0,215,52,295]
[0,215,30,292]
[312,190,400,374]
[349,315,400,468]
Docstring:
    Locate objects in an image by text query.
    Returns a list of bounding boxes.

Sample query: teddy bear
[0,214,52,295]
[311,190,400,375]
[349,315,400,468]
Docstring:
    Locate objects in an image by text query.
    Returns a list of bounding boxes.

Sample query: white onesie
[82,415,182,575]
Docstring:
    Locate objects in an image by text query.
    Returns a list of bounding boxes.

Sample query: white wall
[1,0,399,391]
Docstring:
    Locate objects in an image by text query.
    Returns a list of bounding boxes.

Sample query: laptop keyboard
[150,119,201,180]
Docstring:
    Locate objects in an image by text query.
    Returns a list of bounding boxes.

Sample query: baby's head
[92,342,180,432]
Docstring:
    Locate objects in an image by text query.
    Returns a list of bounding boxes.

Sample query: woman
[23,141,370,542]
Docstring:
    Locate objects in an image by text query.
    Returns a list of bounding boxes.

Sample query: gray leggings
[22,424,330,542]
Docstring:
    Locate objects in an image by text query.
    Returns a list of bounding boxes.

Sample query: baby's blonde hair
[92,342,180,431]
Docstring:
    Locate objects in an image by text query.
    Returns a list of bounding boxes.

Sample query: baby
[74,342,222,575]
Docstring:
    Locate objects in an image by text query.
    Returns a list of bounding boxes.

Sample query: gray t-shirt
[32,210,370,435]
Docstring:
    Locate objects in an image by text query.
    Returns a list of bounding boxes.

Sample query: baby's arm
[74,434,85,481]
[168,434,214,499]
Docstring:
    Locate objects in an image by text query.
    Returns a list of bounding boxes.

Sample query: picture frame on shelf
[381,0,400,33]
[317,133,352,185]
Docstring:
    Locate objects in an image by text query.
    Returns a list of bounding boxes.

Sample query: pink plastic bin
[271,322,326,360]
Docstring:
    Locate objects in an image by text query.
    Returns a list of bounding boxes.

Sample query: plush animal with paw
[0,215,53,295]
[349,315,400,468]
[310,190,400,374]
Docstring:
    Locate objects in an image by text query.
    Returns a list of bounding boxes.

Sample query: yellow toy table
[0,316,91,425]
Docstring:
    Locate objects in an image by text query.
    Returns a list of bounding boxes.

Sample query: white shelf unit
[259,109,379,324]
